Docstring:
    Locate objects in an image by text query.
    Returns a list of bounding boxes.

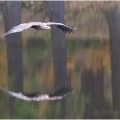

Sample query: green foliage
[14,99,38,119]
[67,40,81,54]
[48,101,61,118]
[38,101,61,119]
[78,93,90,118]
[0,91,9,118]
[22,1,50,21]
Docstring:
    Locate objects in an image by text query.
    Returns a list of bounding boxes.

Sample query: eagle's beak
[47,26,51,29]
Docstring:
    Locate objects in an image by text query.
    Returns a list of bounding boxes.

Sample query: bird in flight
[1,22,77,37]
[0,86,74,101]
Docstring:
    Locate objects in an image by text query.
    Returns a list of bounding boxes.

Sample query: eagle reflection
[0,86,73,101]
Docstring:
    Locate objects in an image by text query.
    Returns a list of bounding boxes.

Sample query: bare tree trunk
[103,6,120,118]
[50,1,69,91]
[50,1,69,119]
[2,1,23,117]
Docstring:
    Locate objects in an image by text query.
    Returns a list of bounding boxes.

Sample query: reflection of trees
[81,67,104,118]
[0,1,118,119]
[2,1,23,117]
[14,100,37,119]
[81,48,103,118]
[50,1,70,119]
[24,38,53,91]
[79,41,112,119]
[0,46,8,118]
[103,6,120,118]
[50,1,69,91]
[2,1,23,91]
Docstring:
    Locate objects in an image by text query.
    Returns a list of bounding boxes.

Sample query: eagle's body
[1,22,77,37]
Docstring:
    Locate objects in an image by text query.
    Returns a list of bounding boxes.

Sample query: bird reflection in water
[0,86,74,101]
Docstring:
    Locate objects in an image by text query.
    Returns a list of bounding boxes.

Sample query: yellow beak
[47,26,51,29]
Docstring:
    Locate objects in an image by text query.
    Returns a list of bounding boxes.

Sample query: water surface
[0,37,112,119]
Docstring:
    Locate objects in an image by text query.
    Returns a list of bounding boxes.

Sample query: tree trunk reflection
[2,1,23,117]
[81,67,104,118]
[50,2,69,90]
[50,1,70,118]
[103,7,120,118]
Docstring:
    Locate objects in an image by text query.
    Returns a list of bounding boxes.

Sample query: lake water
[0,37,112,119]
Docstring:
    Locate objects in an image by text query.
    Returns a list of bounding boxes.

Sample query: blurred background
[0,1,120,119]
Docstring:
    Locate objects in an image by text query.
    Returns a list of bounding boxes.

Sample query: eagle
[1,22,77,37]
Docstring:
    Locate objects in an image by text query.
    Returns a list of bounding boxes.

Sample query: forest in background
[0,1,114,40]
[0,1,120,119]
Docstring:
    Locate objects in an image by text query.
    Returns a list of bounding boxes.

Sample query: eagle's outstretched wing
[46,22,77,33]
[0,86,48,101]
[0,86,74,101]
[1,22,41,37]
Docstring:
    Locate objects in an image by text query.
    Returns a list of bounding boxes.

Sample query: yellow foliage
[38,102,50,118]
[0,45,8,87]
[42,64,54,89]
[67,59,74,71]
[92,43,110,76]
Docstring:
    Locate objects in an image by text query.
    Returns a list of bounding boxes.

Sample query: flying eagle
[1,22,77,37]
[0,86,73,101]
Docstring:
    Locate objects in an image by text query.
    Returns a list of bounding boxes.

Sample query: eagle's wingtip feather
[73,27,77,30]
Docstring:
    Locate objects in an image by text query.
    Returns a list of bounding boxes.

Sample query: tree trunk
[50,1,69,119]
[50,1,69,91]
[2,1,23,117]
[103,6,120,118]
